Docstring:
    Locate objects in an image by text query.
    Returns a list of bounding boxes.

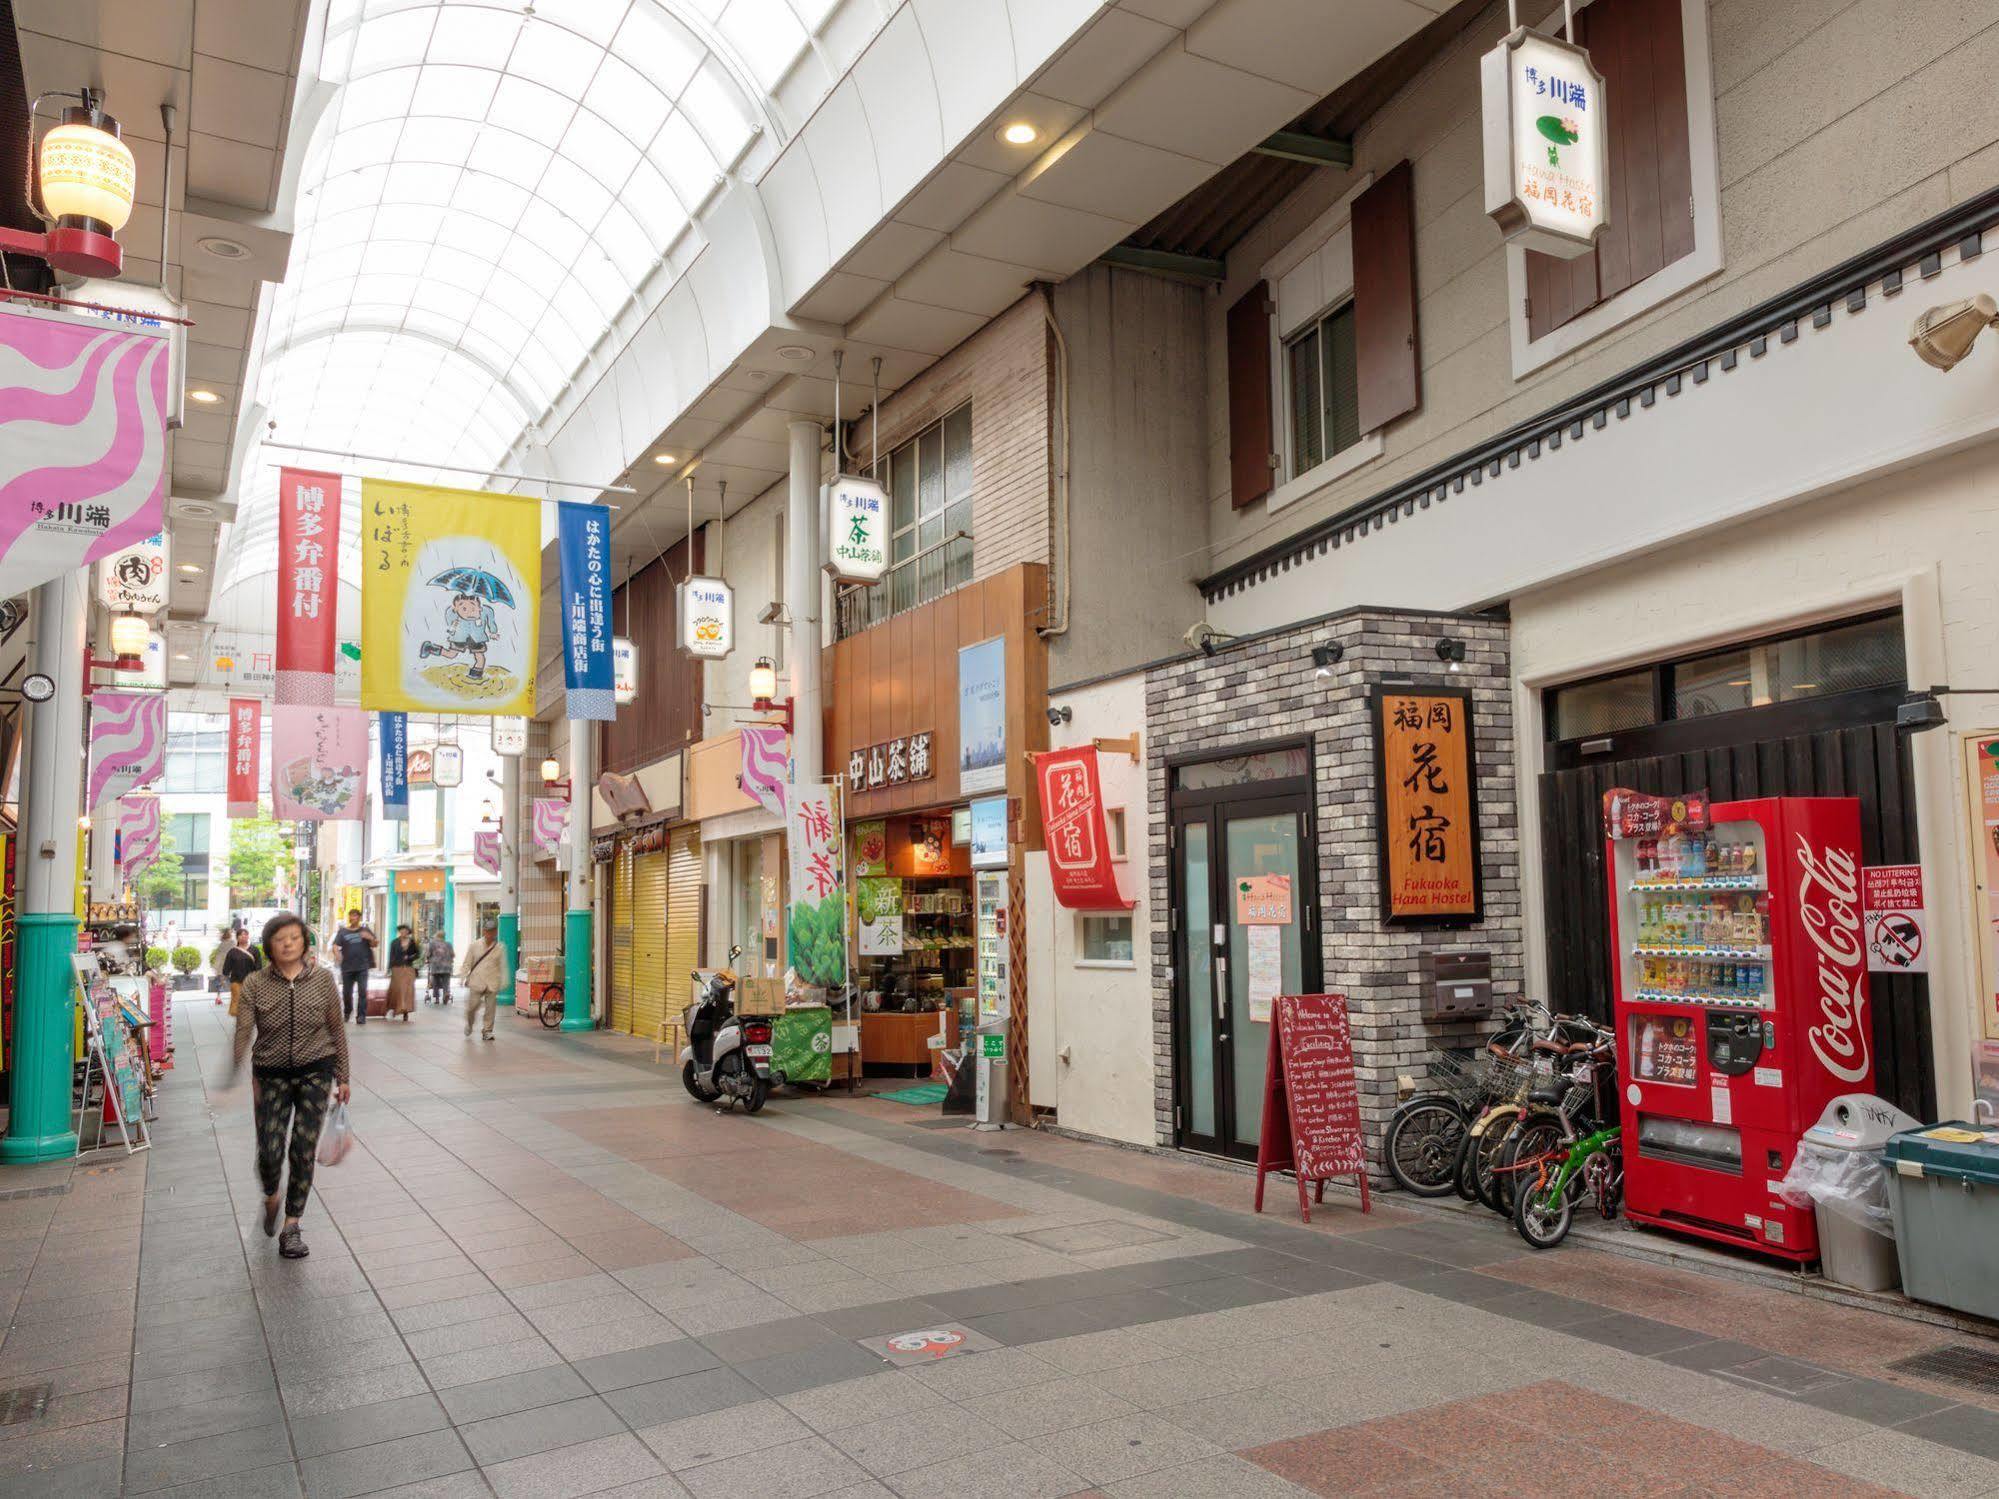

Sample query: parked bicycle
[1382,1000,1545,1196]
[1461,1011,1607,1215]
[1493,1018,1624,1248]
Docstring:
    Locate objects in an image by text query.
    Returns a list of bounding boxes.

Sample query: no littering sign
[1861,864,1927,974]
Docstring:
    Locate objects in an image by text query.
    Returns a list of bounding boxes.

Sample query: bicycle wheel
[1383,1097,1467,1197]
[1469,1109,1525,1214]
[1514,1171,1576,1249]
[539,985,564,1028]
[1491,1114,1566,1216]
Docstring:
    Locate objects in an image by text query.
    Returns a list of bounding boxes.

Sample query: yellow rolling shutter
[609,846,634,1034]
[665,825,702,1027]
[629,850,670,1040]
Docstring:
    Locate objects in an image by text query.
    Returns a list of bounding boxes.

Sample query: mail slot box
[1421,951,1493,1021]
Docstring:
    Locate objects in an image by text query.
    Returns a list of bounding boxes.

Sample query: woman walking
[386,925,420,1021]
[232,913,350,1260]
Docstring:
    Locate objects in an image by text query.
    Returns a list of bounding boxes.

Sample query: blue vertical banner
[557,501,615,720]
[380,711,408,822]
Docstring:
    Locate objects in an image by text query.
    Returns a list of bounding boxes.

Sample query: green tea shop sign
[1480,24,1607,258]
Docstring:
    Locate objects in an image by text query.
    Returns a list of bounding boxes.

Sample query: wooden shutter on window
[1226,281,1274,510]
[1524,0,1694,342]
[1352,159,1419,436]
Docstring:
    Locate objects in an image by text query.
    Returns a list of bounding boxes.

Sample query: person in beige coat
[459,917,507,1041]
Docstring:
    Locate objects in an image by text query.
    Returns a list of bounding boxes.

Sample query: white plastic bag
[316,1101,352,1167]
[1776,1139,1894,1237]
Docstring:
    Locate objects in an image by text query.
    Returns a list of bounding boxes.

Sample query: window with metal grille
[838,404,973,637]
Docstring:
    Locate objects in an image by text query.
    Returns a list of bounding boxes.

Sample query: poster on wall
[1246,924,1283,1023]
[856,877,904,956]
[851,820,887,878]
[359,478,541,716]
[271,704,366,822]
[87,692,166,813]
[557,501,615,719]
[969,796,1008,870]
[277,468,342,705]
[958,637,1006,795]
[0,306,170,599]
[1967,734,1999,1045]
[1861,864,1928,975]
[787,782,846,989]
[1372,687,1482,924]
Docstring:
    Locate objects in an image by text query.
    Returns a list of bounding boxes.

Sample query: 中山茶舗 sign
[1480,26,1607,258]
[1373,687,1482,924]
[825,475,889,585]
[845,731,935,795]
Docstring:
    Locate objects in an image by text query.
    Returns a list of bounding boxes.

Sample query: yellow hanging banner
[359,479,540,716]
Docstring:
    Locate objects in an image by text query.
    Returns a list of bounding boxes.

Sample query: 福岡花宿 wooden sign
[1372,686,1482,925]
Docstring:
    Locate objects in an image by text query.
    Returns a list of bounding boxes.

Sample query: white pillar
[23,573,87,914]
[497,750,520,1004]
[567,725,593,912]
[786,418,823,785]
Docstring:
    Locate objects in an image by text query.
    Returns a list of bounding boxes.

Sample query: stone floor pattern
[3,999,1999,1497]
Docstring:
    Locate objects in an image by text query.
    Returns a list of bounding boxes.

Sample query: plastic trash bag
[317,1101,352,1167]
[1777,1139,1894,1237]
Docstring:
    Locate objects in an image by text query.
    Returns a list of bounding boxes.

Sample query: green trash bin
[770,1005,832,1086]
[1884,1123,1999,1319]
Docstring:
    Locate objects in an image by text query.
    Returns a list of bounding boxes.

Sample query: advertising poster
[740,725,788,819]
[958,636,1006,795]
[556,501,615,719]
[969,796,1008,870]
[0,307,170,599]
[856,877,904,957]
[1373,687,1481,923]
[851,820,887,878]
[359,478,540,716]
[197,629,361,699]
[87,692,166,813]
[271,704,366,822]
[97,531,168,613]
[379,712,409,823]
[277,468,342,705]
[531,798,569,856]
[787,782,846,989]
[1968,734,1999,1044]
[227,698,261,817]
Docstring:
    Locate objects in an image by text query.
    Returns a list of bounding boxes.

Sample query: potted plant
[145,946,169,976]
[171,944,203,991]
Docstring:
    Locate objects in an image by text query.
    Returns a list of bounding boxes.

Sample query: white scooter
[678,945,771,1113]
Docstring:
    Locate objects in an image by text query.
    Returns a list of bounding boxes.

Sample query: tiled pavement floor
[2,1001,1998,1496]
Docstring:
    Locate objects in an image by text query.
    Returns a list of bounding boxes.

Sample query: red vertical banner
[276,468,341,704]
[227,698,261,817]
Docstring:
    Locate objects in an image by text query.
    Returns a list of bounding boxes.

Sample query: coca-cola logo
[1796,835,1870,1083]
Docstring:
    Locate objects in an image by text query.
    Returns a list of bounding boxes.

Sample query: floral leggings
[253,1069,334,1220]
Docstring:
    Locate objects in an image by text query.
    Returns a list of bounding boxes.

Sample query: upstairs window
[839,404,973,636]
[1286,302,1361,475]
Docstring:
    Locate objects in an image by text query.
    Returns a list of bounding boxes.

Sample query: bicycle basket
[1421,1049,1492,1106]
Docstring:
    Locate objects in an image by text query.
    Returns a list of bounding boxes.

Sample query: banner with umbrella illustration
[359,478,540,716]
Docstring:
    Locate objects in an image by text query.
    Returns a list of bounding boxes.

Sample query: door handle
[1214,957,1227,1020]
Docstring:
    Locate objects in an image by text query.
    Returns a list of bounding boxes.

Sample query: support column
[497,753,519,1007]
[786,418,823,786]
[561,725,594,1031]
[3,573,87,1162]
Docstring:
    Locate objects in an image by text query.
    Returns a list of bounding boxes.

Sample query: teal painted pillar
[560,724,594,1032]
[561,908,593,1030]
[384,886,398,948]
[497,911,519,1008]
[497,751,519,1007]
[1,914,80,1162]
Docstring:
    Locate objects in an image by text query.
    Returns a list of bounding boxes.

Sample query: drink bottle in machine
[1605,794,1874,1261]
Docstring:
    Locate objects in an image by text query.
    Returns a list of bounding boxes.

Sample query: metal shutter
[629,850,670,1040]
[665,825,702,1027]
[608,845,634,1034]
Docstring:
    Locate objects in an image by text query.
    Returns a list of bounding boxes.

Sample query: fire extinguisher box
[1884,1125,1999,1320]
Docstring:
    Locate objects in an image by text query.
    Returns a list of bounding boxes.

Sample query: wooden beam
[1098,244,1227,282]
[1252,130,1354,168]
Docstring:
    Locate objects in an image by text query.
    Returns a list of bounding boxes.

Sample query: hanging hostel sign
[359,479,540,716]
[1481,26,1607,258]
[227,698,260,817]
[825,475,890,585]
[0,305,170,599]
[557,502,615,719]
[787,783,846,990]
[380,712,409,822]
[1372,686,1482,924]
[1035,747,1131,910]
[277,468,342,704]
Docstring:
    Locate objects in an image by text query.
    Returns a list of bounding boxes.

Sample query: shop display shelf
[1629,875,1765,893]
[1632,943,1770,960]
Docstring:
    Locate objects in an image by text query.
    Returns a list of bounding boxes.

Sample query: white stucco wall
[1024,670,1156,1146]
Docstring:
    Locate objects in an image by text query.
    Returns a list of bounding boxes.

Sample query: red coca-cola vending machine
[1605,794,1873,1261]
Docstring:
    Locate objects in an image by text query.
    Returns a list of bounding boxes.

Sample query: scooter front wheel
[682,1060,719,1102]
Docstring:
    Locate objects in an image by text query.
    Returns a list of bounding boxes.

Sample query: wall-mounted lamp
[1910,294,1999,371]
[748,655,794,732]
[1311,644,1344,678]
[1435,638,1467,673]
[1896,686,1999,734]
[0,88,136,278]
[1046,704,1072,726]
[539,756,562,784]
[109,611,149,657]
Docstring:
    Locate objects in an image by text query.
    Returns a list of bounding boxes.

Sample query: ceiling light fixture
[177,502,216,518]
[774,344,813,363]
[652,453,677,465]
[1000,122,1038,145]
[197,235,250,260]
[178,562,202,574]
[188,388,220,403]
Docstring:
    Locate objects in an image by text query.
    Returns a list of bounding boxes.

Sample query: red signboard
[1035,746,1131,910]
[1860,863,1927,974]
[1254,993,1370,1222]
[226,697,260,817]
[276,468,341,703]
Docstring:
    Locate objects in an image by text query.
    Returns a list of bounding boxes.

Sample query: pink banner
[532,798,569,855]
[277,467,341,705]
[473,830,501,876]
[227,697,261,817]
[115,795,159,873]
[86,691,165,812]
[271,704,366,822]
[740,725,788,819]
[0,307,170,598]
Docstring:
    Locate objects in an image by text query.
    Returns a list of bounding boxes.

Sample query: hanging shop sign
[824,474,890,585]
[472,830,501,876]
[531,797,569,857]
[394,868,445,894]
[1035,747,1132,910]
[621,818,670,856]
[1253,993,1370,1223]
[613,637,638,704]
[0,306,170,600]
[1480,25,1608,258]
[958,637,1006,795]
[1372,686,1482,924]
[557,501,615,719]
[407,745,433,787]
[740,725,789,818]
[86,691,165,813]
[432,743,464,788]
[277,467,342,705]
[379,712,409,822]
[115,794,160,874]
[969,796,1009,871]
[786,782,846,989]
[857,876,904,957]
[271,704,366,822]
[589,834,618,864]
[845,731,935,796]
[492,716,526,756]
[359,478,540,716]
[1860,864,1927,975]
[227,698,261,818]
[676,575,735,660]
[96,531,168,613]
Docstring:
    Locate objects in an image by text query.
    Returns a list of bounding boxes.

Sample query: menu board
[1254,993,1370,1222]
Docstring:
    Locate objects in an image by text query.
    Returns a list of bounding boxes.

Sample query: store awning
[1035,747,1135,911]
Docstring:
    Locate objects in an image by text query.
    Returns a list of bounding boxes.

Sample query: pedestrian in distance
[329,908,377,1025]
[425,931,454,1005]
[221,927,261,1017]
[232,913,350,1260]
[386,924,419,1021]
[459,917,506,1042]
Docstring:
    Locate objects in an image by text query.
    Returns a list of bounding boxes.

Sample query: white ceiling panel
[190,51,289,144]
[195,0,301,74]
[894,160,1011,233]
[952,91,1085,175]
[951,189,1134,276]
[894,248,1035,318]
[185,131,276,208]
[1029,7,1176,107]
[1017,129,1214,225]
[1093,43,1315,165]
[846,295,988,358]
[1185,0,1434,95]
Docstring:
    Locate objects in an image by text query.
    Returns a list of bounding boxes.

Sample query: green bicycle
[1511,1121,1623,1249]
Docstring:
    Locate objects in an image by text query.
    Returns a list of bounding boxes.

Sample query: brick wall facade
[1145,609,1522,1156]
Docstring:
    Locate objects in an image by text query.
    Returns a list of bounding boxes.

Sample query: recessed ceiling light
[1793,681,1820,690]
[172,652,190,661]
[774,344,813,363]
[178,562,202,574]
[188,388,220,403]
[177,502,216,518]
[653,453,677,466]
[1000,122,1038,146]
[198,235,250,260]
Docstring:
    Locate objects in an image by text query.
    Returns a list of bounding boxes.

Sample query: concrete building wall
[1048,265,1211,687]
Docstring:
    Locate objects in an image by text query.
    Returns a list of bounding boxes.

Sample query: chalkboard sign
[1254,993,1370,1222]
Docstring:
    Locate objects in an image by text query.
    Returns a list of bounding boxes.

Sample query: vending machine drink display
[1606,794,1874,1261]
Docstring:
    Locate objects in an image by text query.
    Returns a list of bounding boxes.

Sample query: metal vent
[0,1183,71,1202]
[1889,1344,1999,1395]
[0,1384,50,1426]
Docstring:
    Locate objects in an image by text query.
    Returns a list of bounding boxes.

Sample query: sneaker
[467,666,485,681]
[419,641,438,659]
[278,1226,309,1259]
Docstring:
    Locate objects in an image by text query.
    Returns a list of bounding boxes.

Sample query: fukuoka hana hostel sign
[1481,26,1608,258]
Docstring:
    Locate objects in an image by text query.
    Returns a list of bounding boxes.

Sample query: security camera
[1046,705,1071,726]
[1910,293,1998,371]
[1183,621,1235,656]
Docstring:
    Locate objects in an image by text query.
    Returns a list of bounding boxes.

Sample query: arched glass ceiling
[213,0,842,617]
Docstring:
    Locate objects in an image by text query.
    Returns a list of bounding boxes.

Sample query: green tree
[228,816,293,906]
[130,828,184,915]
